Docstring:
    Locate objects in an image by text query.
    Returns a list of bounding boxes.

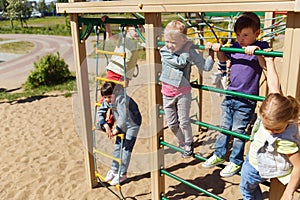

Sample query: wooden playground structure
[57,0,300,199]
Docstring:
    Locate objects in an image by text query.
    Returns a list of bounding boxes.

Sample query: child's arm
[264,55,281,94]
[188,42,215,72]
[244,45,267,70]
[101,15,113,38]
[97,102,113,137]
[207,42,227,62]
[160,50,189,69]
[281,151,300,200]
[97,103,108,126]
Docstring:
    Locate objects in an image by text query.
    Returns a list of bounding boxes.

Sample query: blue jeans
[240,156,267,200]
[111,125,139,175]
[214,96,256,165]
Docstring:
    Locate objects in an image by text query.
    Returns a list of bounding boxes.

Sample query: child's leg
[111,136,122,172]
[230,98,256,166]
[176,93,192,146]
[163,95,184,145]
[214,97,234,159]
[240,156,266,200]
[120,127,139,175]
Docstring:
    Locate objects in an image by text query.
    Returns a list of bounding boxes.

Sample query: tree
[0,0,8,11]
[4,0,31,28]
[37,0,46,13]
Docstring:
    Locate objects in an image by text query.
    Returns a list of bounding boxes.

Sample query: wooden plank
[269,178,286,200]
[281,12,300,100]
[57,1,296,14]
[285,12,300,99]
[70,13,98,188]
[145,13,165,200]
[259,12,274,97]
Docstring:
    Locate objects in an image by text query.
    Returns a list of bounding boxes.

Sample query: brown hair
[164,20,187,39]
[100,82,116,96]
[260,93,300,125]
[234,12,261,33]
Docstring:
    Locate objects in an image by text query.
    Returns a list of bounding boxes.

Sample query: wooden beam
[57,1,297,14]
[281,12,300,100]
[70,13,98,188]
[145,13,165,200]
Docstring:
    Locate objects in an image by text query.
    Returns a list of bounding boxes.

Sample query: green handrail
[159,110,251,141]
[157,41,283,57]
[161,169,225,200]
[190,84,265,102]
[78,16,145,26]
[191,119,251,141]
[160,140,208,162]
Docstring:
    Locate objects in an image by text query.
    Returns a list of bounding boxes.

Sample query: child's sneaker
[110,174,127,186]
[181,144,193,158]
[202,154,225,168]
[220,162,241,177]
[104,170,117,182]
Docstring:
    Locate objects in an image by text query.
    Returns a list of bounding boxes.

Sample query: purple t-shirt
[226,41,270,95]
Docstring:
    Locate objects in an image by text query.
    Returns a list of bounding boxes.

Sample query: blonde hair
[260,93,300,125]
[164,20,187,39]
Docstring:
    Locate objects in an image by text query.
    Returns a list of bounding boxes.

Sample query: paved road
[0,34,105,90]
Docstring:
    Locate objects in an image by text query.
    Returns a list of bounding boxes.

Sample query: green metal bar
[160,140,208,162]
[161,169,225,200]
[191,84,265,102]
[203,12,265,17]
[159,110,250,141]
[191,119,251,141]
[160,140,271,188]
[78,16,145,26]
[135,25,146,43]
[218,46,283,57]
[157,41,283,57]
[161,196,169,200]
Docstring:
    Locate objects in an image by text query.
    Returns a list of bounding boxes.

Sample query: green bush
[25,52,71,89]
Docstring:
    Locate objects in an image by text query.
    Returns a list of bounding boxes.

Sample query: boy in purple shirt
[202,12,270,177]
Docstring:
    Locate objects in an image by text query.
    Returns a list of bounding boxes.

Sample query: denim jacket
[159,46,214,87]
[112,92,142,137]
[252,119,300,178]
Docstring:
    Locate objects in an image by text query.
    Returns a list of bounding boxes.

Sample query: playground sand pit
[1,43,299,199]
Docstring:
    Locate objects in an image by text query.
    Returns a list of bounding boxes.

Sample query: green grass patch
[0,16,71,36]
[0,78,76,102]
[0,41,34,54]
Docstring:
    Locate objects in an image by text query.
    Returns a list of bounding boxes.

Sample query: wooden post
[280,12,300,100]
[259,12,275,97]
[70,13,98,188]
[145,13,165,200]
[269,178,286,200]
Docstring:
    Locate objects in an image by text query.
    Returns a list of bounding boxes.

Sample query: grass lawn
[0,16,67,28]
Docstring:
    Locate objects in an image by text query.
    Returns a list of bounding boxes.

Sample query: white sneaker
[202,154,225,168]
[104,170,117,182]
[220,162,241,177]
[110,174,127,186]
